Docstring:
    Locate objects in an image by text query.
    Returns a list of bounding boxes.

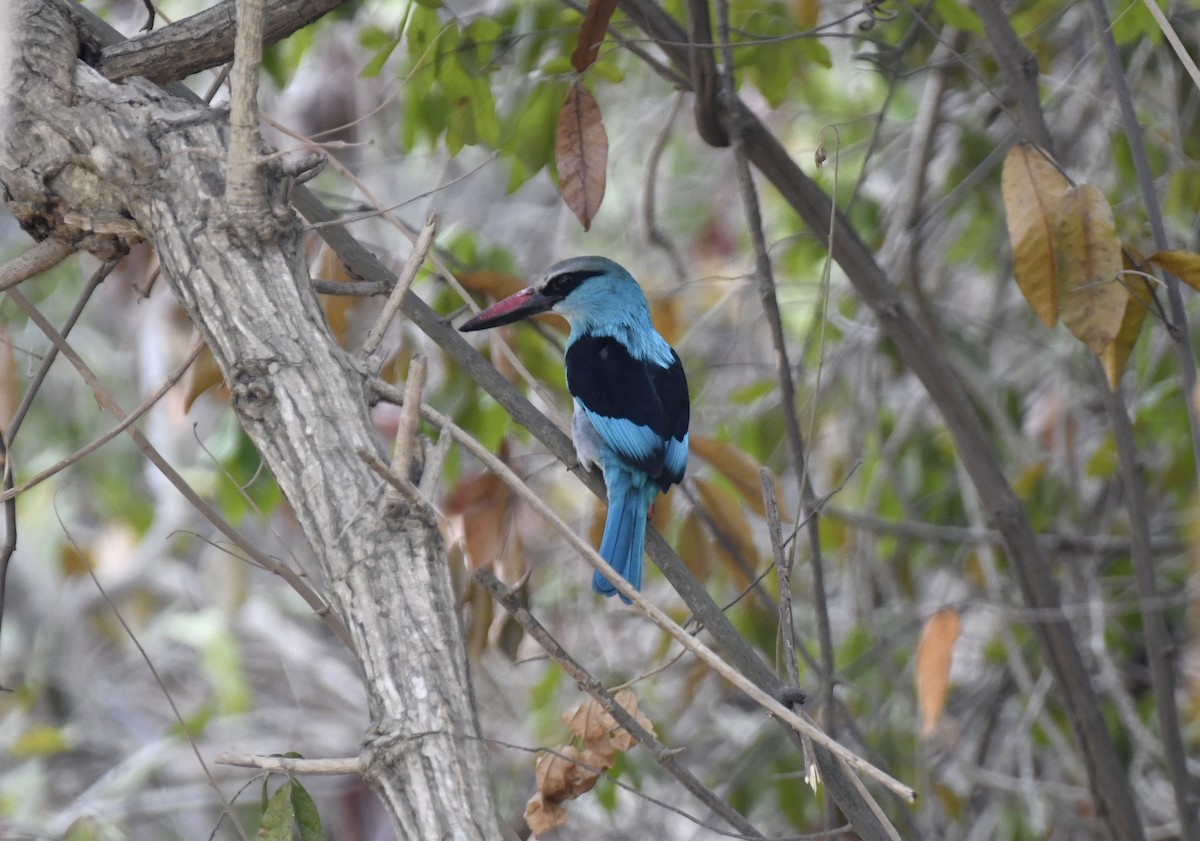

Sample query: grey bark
[0,2,502,838]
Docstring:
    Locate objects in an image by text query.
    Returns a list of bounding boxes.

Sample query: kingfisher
[459,256,690,602]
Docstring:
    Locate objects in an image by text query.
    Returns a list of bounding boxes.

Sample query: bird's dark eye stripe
[543,270,602,298]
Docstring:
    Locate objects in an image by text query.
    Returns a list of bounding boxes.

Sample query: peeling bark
[0,1,501,837]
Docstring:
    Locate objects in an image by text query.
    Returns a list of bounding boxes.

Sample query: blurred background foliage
[2,0,1199,838]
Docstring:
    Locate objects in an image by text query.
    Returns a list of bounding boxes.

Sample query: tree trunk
[0,2,501,837]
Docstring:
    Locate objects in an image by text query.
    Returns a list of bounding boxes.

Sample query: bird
[459,256,689,603]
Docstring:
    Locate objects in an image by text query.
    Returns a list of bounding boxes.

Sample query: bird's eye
[543,270,602,299]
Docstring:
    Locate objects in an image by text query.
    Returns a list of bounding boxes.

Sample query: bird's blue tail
[593,478,655,604]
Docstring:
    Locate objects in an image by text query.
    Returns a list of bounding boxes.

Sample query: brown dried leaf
[916,608,961,736]
[181,340,227,413]
[315,242,359,348]
[1100,256,1154,391]
[562,697,612,746]
[1054,184,1127,355]
[690,436,783,517]
[562,690,654,760]
[1001,142,1069,327]
[535,745,602,801]
[457,269,527,301]
[1147,249,1200,292]
[675,508,715,583]
[556,82,607,231]
[570,0,621,72]
[524,793,568,835]
[693,477,758,583]
[444,472,516,571]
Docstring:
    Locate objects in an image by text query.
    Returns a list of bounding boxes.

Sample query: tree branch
[475,568,765,839]
[617,2,1148,840]
[99,0,350,84]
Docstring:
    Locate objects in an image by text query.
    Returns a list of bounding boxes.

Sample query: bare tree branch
[100,0,350,84]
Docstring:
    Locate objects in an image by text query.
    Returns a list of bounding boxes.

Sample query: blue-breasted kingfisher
[459,256,690,603]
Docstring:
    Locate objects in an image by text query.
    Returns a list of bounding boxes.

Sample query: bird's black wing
[565,335,670,477]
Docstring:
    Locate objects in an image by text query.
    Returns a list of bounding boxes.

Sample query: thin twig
[1088,0,1200,486]
[58,514,252,841]
[215,753,363,776]
[392,353,427,487]
[0,340,205,504]
[0,237,75,291]
[373,380,916,802]
[357,449,428,512]
[1095,358,1198,841]
[713,0,838,761]
[475,568,765,838]
[823,506,1182,555]
[6,288,356,652]
[360,217,436,360]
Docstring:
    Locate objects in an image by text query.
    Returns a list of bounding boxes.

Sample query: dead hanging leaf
[693,477,758,585]
[1001,142,1070,327]
[181,339,227,412]
[1147,249,1200,292]
[675,508,716,583]
[1100,256,1155,390]
[916,608,961,736]
[535,745,603,802]
[562,689,654,760]
[524,792,568,835]
[690,437,783,518]
[1054,184,1127,355]
[570,0,621,72]
[314,242,359,348]
[444,472,516,571]
[556,82,607,231]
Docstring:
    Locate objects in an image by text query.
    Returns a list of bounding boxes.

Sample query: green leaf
[932,0,983,31]
[362,37,400,79]
[257,781,295,841]
[290,781,325,841]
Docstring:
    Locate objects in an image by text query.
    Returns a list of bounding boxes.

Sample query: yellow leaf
[915,608,961,736]
[1148,249,1200,292]
[556,82,608,231]
[690,436,783,517]
[1054,184,1127,354]
[1001,142,1069,327]
[1100,258,1154,390]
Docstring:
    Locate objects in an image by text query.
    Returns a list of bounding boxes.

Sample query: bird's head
[459,256,649,335]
